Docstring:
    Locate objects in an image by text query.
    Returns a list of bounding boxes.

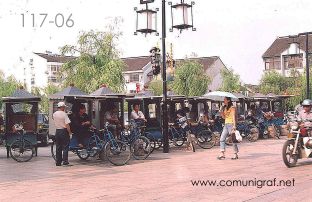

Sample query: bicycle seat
[169,123,175,126]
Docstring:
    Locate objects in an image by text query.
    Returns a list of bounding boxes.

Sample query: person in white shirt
[53,101,72,166]
[130,104,147,123]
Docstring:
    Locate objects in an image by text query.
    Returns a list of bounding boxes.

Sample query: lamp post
[298,32,312,99]
[135,0,196,153]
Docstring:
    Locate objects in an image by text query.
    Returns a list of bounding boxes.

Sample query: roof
[176,56,220,71]
[263,35,312,58]
[122,56,151,72]
[90,86,114,96]
[2,88,40,102]
[121,56,222,72]
[49,86,87,100]
[34,52,76,63]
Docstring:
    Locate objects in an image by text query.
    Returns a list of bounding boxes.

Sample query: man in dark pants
[53,102,72,166]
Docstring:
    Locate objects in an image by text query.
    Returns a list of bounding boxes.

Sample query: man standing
[53,102,72,166]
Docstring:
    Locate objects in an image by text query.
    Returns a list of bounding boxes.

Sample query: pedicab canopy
[2,87,40,133]
[48,85,87,136]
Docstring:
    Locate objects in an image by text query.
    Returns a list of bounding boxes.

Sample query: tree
[219,68,242,92]
[0,74,21,109]
[31,85,60,113]
[172,60,210,96]
[149,79,163,96]
[59,20,125,93]
[259,71,289,94]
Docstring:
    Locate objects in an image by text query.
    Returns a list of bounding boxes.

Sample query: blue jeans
[220,123,239,153]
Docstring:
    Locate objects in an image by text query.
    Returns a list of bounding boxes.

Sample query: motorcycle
[282,119,312,167]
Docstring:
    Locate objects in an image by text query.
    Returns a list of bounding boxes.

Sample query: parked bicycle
[51,123,131,166]
[120,120,152,160]
[10,122,34,162]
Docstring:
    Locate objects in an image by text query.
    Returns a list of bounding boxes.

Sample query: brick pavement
[0,138,311,202]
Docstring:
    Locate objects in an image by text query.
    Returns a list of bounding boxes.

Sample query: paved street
[0,138,311,202]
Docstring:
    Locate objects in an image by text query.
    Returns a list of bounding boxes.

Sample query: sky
[0,0,312,85]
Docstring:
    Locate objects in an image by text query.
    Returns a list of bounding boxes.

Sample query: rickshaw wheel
[197,130,216,149]
[131,136,152,160]
[10,139,34,162]
[77,149,90,160]
[105,140,131,166]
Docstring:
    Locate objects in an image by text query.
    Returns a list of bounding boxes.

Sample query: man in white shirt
[130,104,146,122]
[297,99,312,128]
[53,101,72,166]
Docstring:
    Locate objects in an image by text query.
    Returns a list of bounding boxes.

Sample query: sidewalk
[0,138,311,202]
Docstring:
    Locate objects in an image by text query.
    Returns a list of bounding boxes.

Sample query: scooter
[282,119,312,167]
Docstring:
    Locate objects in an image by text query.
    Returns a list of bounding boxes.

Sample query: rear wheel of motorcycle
[282,140,298,168]
[247,128,259,142]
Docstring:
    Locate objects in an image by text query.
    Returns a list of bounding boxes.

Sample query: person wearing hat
[297,99,312,128]
[53,101,72,166]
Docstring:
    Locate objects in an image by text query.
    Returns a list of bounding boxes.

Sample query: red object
[273,112,283,118]
[300,128,308,137]
[136,83,140,93]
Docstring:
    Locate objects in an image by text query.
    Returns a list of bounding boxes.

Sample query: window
[129,74,140,82]
[11,103,33,114]
[148,104,156,118]
[48,76,57,83]
[283,54,303,69]
[50,65,60,72]
[31,78,35,85]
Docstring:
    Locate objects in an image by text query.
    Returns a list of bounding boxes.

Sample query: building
[262,35,312,77]
[25,52,76,90]
[122,56,227,93]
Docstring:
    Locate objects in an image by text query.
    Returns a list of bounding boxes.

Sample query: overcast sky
[0,0,312,85]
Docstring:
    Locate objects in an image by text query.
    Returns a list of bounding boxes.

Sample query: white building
[122,56,227,93]
[262,35,312,77]
[25,52,75,90]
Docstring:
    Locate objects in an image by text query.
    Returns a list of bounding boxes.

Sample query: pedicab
[126,92,163,151]
[2,87,40,162]
[49,85,131,165]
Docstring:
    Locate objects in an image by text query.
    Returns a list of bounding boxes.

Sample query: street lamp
[169,0,196,32]
[135,0,196,153]
[134,4,159,36]
[298,32,312,99]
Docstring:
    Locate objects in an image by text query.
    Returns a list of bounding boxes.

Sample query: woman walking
[217,97,239,160]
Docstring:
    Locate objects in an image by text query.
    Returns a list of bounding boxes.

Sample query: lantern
[169,0,196,32]
[134,4,159,36]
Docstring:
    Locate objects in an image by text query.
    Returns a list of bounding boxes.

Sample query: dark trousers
[55,129,70,165]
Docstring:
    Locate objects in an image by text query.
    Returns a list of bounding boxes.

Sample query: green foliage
[31,85,60,113]
[59,22,125,93]
[0,74,21,109]
[259,71,290,94]
[149,79,163,96]
[219,68,241,92]
[172,60,210,96]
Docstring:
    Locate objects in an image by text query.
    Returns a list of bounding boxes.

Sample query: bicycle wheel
[130,136,152,160]
[10,139,34,162]
[105,140,131,166]
[172,128,185,147]
[197,130,216,149]
[51,141,56,161]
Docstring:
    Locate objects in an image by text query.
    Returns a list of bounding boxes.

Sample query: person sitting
[104,105,121,137]
[130,104,147,126]
[71,104,92,148]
